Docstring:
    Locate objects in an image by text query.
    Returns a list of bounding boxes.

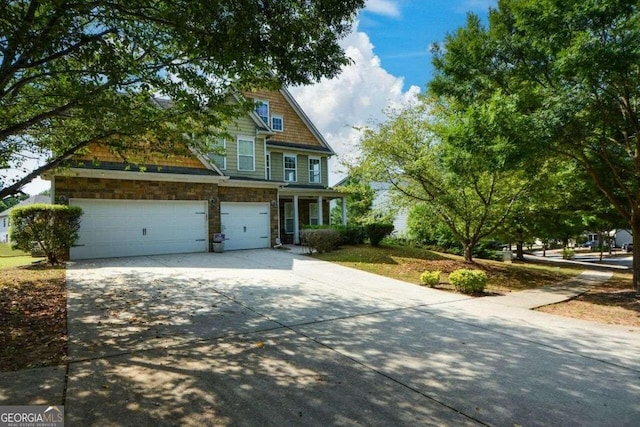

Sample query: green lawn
[0,243,43,269]
[312,244,583,294]
[0,242,30,256]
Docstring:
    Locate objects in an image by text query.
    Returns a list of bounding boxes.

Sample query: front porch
[278,188,346,245]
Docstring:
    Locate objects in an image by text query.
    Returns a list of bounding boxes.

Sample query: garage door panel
[220,202,270,251]
[70,199,208,260]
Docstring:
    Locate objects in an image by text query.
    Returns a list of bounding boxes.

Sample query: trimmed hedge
[10,204,83,265]
[333,224,366,245]
[364,222,394,247]
[420,270,441,287]
[448,269,487,294]
[300,228,341,254]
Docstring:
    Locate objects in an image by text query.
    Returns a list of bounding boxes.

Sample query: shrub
[10,204,83,265]
[300,228,341,254]
[333,224,366,245]
[448,269,487,294]
[561,247,575,259]
[364,222,394,247]
[420,270,441,287]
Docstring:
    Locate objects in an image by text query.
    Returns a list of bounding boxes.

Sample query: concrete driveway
[27,250,640,424]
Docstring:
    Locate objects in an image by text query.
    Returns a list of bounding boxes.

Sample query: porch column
[293,194,300,244]
[317,196,323,225]
[341,197,347,225]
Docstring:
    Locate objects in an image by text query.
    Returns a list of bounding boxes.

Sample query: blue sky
[291,0,498,182]
[359,0,496,90]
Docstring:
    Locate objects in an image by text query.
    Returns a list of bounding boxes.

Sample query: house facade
[44,89,346,260]
[0,195,51,243]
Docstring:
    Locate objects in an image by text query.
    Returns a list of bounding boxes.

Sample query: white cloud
[364,0,401,18]
[289,21,420,185]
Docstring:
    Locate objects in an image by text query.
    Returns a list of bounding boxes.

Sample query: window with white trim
[255,100,269,125]
[208,137,226,170]
[309,203,319,225]
[237,137,255,171]
[271,115,284,132]
[309,157,321,183]
[284,154,297,182]
[284,202,294,234]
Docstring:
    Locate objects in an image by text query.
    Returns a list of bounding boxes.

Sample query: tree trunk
[516,241,524,261]
[463,243,473,262]
[631,214,640,293]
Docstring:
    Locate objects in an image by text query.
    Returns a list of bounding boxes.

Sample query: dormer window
[271,115,284,132]
[255,100,269,125]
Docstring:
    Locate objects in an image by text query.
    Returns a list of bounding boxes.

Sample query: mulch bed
[0,265,67,371]
[537,279,640,327]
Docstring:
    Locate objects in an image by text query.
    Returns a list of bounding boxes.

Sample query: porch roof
[279,186,344,199]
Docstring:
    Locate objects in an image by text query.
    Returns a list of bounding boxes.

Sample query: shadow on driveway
[62,250,640,426]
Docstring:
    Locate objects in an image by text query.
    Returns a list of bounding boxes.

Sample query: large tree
[356,101,530,262]
[431,0,640,290]
[0,0,365,198]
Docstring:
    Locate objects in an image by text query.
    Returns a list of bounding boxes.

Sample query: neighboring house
[0,195,51,243]
[42,89,346,260]
[332,177,409,236]
[610,229,632,248]
[584,229,632,248]
[370,182,409,236]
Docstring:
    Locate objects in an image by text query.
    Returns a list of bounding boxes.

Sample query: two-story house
[43,88,346,260]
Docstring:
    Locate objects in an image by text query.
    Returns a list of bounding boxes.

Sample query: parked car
[626,243,633,253]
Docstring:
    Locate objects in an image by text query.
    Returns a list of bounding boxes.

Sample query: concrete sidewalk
[490,270,612,309]
[1,250,638,426]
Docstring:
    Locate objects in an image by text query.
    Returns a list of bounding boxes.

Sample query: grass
[313,243,582,294]
[0,242,29,257]
[0,265,67,371]
[0,243,44,269]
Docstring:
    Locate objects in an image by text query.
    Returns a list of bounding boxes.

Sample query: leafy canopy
[0,0,365,197]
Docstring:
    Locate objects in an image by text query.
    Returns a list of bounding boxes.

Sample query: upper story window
[208,137,226,170]
[237,137,255,171]
[284,154,297,182]
[255,100,269,125]
[271,115,284,132]
[309,157,321,183]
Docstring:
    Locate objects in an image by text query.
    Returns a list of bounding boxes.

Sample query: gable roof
[279,88,335,155]
[0,195,50,217]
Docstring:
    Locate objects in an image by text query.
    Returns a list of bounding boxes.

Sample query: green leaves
[0,0,365,196]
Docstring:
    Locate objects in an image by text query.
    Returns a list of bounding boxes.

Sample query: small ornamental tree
[10,204,83,265]
[364,222,394,247]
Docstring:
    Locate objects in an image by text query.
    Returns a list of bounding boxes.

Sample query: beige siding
[298,154,308,184]
[321,157,328,186]
[269,150,328,186]
[270,152,284,181]
[225,116,265,179]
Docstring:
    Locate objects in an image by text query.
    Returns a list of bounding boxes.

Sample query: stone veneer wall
[279,198,331,244]
[218,186,279,247]
[54,176,219,250]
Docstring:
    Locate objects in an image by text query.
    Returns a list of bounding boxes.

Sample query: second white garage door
[220,202,270,250]
[70,199,208,260]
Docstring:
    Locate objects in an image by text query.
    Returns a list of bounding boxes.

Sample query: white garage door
[220,202,270,251]
[70,199,208,260]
